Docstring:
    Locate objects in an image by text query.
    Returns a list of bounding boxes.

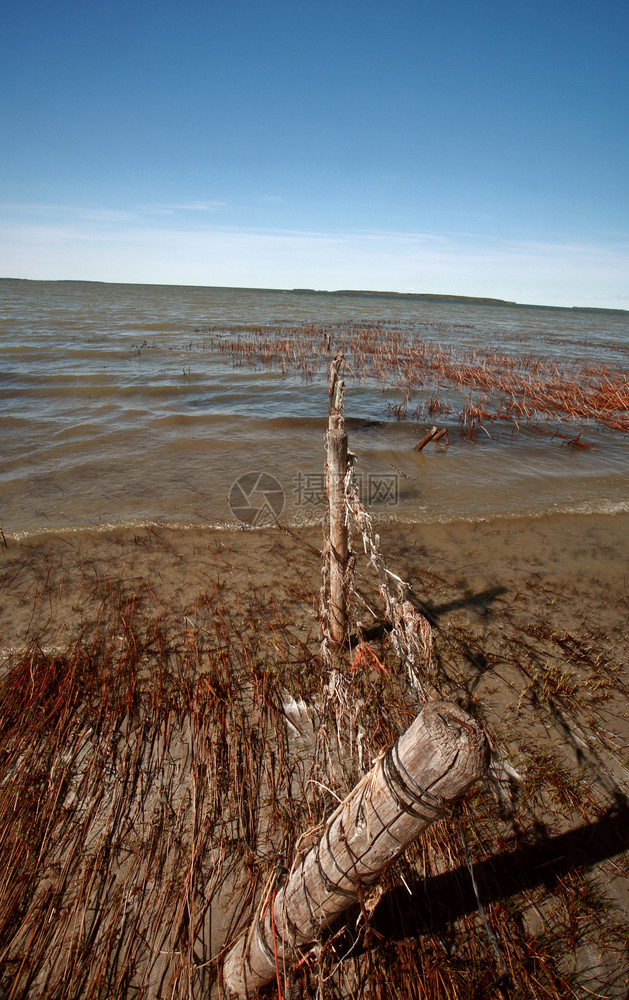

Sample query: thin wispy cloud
[2,214,628,309]
[155,201,227,212]
[0,201,227,222]
[0,203,138,222]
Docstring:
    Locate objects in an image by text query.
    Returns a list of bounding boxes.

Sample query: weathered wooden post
[326,352,349,647]
[222,702,489,997]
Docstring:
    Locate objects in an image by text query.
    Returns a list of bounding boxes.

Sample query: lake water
[1,278,627,538]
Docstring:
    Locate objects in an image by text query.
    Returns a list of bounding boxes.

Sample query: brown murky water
[1,278,627,543]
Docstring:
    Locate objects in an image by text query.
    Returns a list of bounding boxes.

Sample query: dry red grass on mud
[1,523,628,999]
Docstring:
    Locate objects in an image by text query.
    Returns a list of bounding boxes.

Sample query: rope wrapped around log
[223,701,489,997]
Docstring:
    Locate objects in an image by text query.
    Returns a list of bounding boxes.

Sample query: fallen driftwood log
[414,426,448,451]
[414,426,438,451]
[222,701,489,997]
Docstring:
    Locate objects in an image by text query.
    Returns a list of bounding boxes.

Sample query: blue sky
[2,0,628,307]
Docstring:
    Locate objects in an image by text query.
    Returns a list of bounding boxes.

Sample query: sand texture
[0,513,628,998]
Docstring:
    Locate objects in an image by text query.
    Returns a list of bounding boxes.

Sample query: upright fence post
[222,702,489,997]
[326,353,349,647]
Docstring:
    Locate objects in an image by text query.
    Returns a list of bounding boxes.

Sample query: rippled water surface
[1,278,628,537]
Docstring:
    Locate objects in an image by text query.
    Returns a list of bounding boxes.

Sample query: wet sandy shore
[1,510,627,659]
[1,511,628,997]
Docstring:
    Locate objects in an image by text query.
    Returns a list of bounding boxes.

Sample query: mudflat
[1,511,628,998]
[2,511,627,661]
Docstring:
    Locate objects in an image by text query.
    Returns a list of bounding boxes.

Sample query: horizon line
[1,275,628,316]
